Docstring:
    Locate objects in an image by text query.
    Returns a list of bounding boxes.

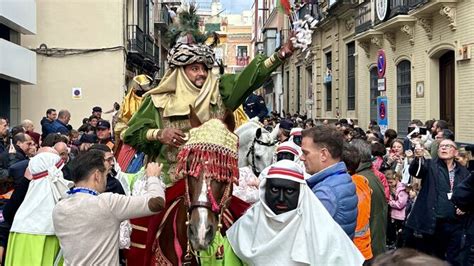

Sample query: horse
[235,118,279,176]
[151,108,247,266]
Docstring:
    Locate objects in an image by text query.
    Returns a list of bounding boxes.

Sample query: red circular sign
[377,49,386,78]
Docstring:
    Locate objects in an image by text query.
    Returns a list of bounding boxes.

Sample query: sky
[221,0,254,14]
[194,0,254,14]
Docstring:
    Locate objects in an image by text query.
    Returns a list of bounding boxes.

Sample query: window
[397,60,411,137]
[297,66,301,113]
[237,46,248,57]
[347,42,356,110]
[325,52,332,111]
[370,68,379,122]
[138,0,145,30]
[306,67,313,99]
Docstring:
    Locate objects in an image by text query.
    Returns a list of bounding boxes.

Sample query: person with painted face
[289,127,303,147]
[227,160,364,265]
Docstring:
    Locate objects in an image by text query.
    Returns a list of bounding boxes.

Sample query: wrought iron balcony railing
[355,1,372,34]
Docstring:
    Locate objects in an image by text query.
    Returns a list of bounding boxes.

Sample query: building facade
[0,0,36,125]
[19,0,170,129]
[355,0,473,142]
[277,0,473,143]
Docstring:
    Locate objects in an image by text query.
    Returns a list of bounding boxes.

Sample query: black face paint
[276,152,295,162]
[265,178,300,215]
[293,136,302,146]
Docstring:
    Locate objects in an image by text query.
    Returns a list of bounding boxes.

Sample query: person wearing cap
[243,92,268,122]
[96,120,114,151]
[277,119,293,144]
[5,148,72,265]
[227,160,364,265]
[92,106,102,119]
[123,7,294,186]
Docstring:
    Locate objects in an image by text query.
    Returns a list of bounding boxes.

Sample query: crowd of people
[0,5,473,264]
[0,106,472,265]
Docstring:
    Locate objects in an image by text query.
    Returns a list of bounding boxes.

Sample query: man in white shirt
[53,150,165,265]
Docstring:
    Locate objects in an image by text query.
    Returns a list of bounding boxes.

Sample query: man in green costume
[124,31,294,186]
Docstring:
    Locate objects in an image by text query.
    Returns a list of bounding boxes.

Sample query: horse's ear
[222,109,235,132]
[189,105,202,128]
[256,128,262,139]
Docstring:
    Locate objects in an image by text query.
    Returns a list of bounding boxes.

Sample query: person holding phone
[404,139,471,264]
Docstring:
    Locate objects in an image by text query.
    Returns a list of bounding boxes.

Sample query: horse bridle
[182,175,233,264]
[246,136,277,176]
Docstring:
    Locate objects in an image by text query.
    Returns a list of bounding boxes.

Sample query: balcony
[408,0,458,31]
[235,56,249,67]
[327,0,358,16]
[154,9,171,28]
[374,0,410,25]
[128,25,145,55]
[408,0,429,8]
[127,25,159,76]
[355,1,372,34]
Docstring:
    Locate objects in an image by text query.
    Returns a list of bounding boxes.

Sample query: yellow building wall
[20,0,126,129]
[357,1,474,143]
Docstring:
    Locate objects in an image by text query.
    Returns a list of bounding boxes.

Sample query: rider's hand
[278,31,295,60]
[158,128,186,148]
[146,162,163,178]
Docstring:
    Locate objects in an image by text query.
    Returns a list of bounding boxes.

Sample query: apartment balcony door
[439,51,455,131]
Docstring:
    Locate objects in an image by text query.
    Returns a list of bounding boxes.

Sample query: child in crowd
[386,170,408,249]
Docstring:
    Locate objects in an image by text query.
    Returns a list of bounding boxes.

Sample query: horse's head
[249,127,277,176]
[176,107,238,251]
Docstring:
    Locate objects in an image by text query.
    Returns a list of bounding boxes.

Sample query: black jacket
[452,172,474,235]
[0,146,27,179]
[406,158,470,235]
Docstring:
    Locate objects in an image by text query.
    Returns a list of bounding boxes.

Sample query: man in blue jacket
[301,125,358,238]
[50,110,71,135]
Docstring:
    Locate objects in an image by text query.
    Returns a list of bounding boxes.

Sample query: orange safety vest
[351,174,373,260]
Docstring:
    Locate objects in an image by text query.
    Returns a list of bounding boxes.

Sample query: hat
[176,119,239,183]
[266,160,305,183]
[92,106,102,113]
[96,120,110,130]
[290,127,302,136]
[276,141,301,156]
[280,119,294,131]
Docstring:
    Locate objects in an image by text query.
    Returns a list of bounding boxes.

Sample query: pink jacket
[372,163,390,202]
[389,182,408,221]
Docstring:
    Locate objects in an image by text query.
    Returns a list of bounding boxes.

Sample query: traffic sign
[377,49,386,78]
[377,96,388,135]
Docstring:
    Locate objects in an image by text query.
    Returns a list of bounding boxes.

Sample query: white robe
[227,176,364,266]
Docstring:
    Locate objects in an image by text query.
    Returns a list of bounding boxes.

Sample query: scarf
[144,68,220,122]
[227,164,364,265]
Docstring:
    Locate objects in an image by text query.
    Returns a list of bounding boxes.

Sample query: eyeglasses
[439,144,457,150]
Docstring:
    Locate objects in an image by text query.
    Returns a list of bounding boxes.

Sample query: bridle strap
[246,136,277,176]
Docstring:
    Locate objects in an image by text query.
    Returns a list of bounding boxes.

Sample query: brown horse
[152,108,240,265]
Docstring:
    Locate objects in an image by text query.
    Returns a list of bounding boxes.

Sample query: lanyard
[448,168,455,192]
[67,187,99,196]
